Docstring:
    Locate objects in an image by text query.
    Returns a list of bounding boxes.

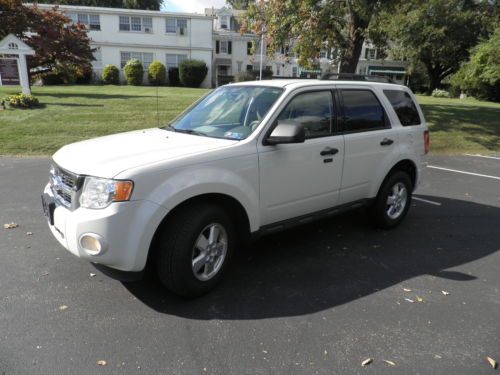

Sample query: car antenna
[156,84,160,127]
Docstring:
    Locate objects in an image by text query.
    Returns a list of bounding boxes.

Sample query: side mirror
[265,123,305,145]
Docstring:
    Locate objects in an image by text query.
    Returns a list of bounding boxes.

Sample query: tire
[370,171,413,229]
[156,203,235,297]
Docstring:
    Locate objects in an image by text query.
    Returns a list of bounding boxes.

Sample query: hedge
[123,59,144,86]
[102,64,120,85]
[179,59,208,88]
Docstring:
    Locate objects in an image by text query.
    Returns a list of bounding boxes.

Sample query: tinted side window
[277,91,333,139]
[383,90,421,126]
[341,89,387,132]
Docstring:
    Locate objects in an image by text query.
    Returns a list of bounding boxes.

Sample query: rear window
[383,90,421,126]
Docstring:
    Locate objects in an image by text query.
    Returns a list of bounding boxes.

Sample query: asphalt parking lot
[0,154,499,374]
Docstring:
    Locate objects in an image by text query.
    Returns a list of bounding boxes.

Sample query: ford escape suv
[42,80,429,297]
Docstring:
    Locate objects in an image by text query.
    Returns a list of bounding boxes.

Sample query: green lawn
[0,85,209,155]
[0,85,499,155]
[417,95,500,154]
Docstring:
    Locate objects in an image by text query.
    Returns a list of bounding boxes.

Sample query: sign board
[0,59,20,85]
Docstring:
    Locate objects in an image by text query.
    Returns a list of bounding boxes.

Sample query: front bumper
[43,183,168,272]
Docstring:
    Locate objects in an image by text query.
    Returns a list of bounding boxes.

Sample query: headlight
[79,177,134,209]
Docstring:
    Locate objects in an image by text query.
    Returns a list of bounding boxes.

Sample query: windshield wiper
[165,126,208,137]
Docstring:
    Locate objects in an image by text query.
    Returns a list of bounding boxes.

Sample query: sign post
[0,34,35,95]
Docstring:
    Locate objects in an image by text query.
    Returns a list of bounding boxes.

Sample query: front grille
[49,164,83,210]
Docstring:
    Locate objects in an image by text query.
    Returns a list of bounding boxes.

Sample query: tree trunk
[339,7,370,74]
[423,60,443,94]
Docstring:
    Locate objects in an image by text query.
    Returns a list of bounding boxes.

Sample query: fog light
[79,233,107,256]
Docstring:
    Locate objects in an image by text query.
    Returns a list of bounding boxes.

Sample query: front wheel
[370,171,412,229]
[156,203,235,297]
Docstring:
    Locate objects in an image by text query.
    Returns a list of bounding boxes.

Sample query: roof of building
[27,3,214,19]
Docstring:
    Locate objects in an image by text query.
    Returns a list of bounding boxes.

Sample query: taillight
[424,130,430,154]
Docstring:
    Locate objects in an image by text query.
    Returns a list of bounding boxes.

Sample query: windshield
[165,86,284,140]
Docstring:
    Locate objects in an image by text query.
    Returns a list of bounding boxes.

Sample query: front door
[258,90,344,226]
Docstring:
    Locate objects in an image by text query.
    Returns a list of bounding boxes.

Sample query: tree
[38,0,162,10]
[0,0,95,76]
[450,28,500,101]
[380,0,494,93]
[242,0,397,73]
[227,0,250,10]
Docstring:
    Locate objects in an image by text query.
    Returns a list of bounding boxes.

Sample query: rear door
[337,86,401,204]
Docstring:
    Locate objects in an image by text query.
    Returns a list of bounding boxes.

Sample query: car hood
[52,128,237,178]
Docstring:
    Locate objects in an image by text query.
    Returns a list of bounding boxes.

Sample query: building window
[166,53,188,68]
[120,51,154,69]
[165,18,188,35]
[8,42,18,50]
[67,13,100,30]
[246,64,253,71]
[247,41,252,55]
[220,15,229,29]
[216,40,232,55]
[365,48,376,60]
[89,14,100,30]
[92,48,102,68]
[292,66,298,77]
[276,64,280,76]
[120,16,152,33]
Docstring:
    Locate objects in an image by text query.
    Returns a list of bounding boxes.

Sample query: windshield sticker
[224,131,244,140]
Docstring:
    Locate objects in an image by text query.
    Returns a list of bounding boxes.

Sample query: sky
[163,0,228,14]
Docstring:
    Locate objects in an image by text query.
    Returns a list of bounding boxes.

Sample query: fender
[144,160,260,232]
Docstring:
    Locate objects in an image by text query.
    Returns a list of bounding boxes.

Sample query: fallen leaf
[3,222,18,229]
[434,354,442,359]
[59,305,68,311]
[403,288,412,292]
[89,273,96,277]
[486,356,497,369]
[383,360,396,366]
[361,358,373,367]
[416,296,424,302]
[441,291,450,296]
[405,298,414,303]
[97,360,107,366]
[26,232,33,236]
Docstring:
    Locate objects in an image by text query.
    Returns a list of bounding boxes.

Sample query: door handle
[320,147,339,156]
[380,138,394,146]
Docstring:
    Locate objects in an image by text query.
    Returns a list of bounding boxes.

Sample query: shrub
[5,93,40,108]
[102,64,120,84]
[235,71,257,82]
[124,59,144,86]
[168,67,180,86]
[431,89,451,98]
[75,65,93,84]
[179,59,208,88]
[148,60,166,85]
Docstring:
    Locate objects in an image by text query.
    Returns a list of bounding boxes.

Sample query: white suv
[42,80,429,296]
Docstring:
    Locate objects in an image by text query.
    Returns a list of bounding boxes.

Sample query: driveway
[0,154,499,374]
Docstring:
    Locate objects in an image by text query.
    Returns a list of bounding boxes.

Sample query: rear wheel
[371,171,412,229]
[156,203,235,297]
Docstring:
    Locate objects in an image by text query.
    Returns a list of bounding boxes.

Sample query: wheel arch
[146,193,252,269]
[375,159,418,197]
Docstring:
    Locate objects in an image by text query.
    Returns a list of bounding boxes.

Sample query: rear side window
[340,89,387,132]
[383,90,421,126]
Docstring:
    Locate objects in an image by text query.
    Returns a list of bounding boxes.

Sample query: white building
[205,7,259,86]
[35,4,214,88]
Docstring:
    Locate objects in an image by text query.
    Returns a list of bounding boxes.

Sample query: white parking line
[427,165,500,181]
[413,196,442,206]
[463,153,500,160]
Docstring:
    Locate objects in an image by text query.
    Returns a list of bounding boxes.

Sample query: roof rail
[320,73,395,84]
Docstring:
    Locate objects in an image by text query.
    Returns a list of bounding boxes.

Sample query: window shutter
[228,41,232,55]
[216,40,220,54]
